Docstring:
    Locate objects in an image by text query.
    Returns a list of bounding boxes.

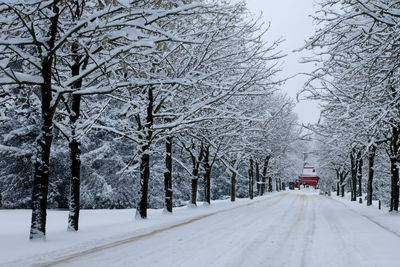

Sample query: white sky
[244,0,320,124]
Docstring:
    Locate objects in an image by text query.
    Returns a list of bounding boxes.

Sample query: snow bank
[0,194,280,266]
[330,193,400,237]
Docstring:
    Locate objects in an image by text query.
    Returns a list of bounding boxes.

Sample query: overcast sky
[243,0,320,124]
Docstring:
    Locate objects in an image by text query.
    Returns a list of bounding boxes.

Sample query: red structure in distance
[299,165,320,188]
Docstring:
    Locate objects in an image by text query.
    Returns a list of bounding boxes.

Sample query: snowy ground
[2,190,400,267]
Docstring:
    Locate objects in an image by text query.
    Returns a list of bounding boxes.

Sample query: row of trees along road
[299,0,400,211]
[0,0,303,240]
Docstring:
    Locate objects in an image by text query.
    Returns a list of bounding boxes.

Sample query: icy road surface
[49,192,400,267]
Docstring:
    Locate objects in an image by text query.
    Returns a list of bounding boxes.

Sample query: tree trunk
[260,177,266,195]
[340,183,345,197]
[350,150,357,201]
[261,156,269,195]
[191,178,198,206]
[367,145,376,206]
[357,153,363,197]
[68,40,83,232]
[275,179,279,191]
[389,125,400,212]
[30,118,53,239]
[190,143,203,206]
[137,147,150,219]
[68,133,81,231]
[30,2,59,239]
[336,182,340,196]
[255,161,260,196]
[68,99,81,231]
[164,136,173,213]
[390,158,399,211]
[268,176,273,192]
[340,172,345,197]
[335,170,340,196]
[203,146,211,205]
[136,87,154,219]
[230,171,236,202]
[249,158,254,199]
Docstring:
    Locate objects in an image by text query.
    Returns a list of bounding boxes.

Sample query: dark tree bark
[390,157,399,211]
[339,171,348,198]
[164,136,173,212]
[190,143,203,206]
[230,171,236,202]
[67,95,81,231]
[136,86,154,219]
[389,126,400,212]
[255,161,261,196]
[30,113,53,239]
[357,153,363,198]
[340,182,345,197]
[137,148,150,219]
[336,182,340,196]
[203,145,211,205]
[367,145,376,206]
[248,158,254,199]
[30,1,60,240]
[268,176,273,192]
[191,178,198,205]
[68,41,83,232]
[275,178,279,191]
[261,156,270,195]
[335,169,340,196]
[350,149,358,201]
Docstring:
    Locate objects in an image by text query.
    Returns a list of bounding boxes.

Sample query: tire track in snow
[264,194,305,267]
[284,194,306,240]
[232,193,304,267]
[163,193,289,267]
[269,194,314,267]
[36,193,288,267]
[274,194,307,252]
[182,193,290,267]
[299,195,316,267]
[320,196,360,267]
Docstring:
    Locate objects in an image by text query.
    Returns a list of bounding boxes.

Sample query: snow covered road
[47,191,400,267]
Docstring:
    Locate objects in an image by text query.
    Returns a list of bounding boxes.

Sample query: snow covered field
[2,190,400,267]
